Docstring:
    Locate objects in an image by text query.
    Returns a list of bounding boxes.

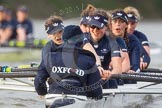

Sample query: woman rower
[79,4,96,33]
[110,9,141,73]
[87,9,122,88]
[43,14,103,78]
[40,15,64,62]
[124,6,151,70]
[15,6,33,42]
[34,18,103,107]
[107,10,130,73]
[0,5,13,44]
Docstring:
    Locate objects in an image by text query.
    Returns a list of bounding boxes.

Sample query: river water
[0,18,162,108]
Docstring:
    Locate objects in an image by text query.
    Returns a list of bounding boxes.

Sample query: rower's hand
[17,28,26,41]
[39,95,45,100]
[101,70,111,80]
[98,66,107,80]
[98,66,104,75]
[128,70,135,73]
[140,58,148,70]
[17,28,26,36]
[140,61,148,70]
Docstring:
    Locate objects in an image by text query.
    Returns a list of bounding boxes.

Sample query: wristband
[97,64,101,67]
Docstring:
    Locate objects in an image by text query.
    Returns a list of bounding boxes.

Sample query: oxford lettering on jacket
[52,66,85,76]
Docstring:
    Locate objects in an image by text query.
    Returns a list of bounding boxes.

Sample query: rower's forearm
[96,56,101,66]
[111,68,122,74]
[122,61,130,72]
[34,77,48,95]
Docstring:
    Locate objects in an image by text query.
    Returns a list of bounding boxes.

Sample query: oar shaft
[12,67,38,72]
[112,74,162,83]
[129,72,162,77]
[0,39,48,49]
[1,43,43,49]
[0,67,38,72]
[0,72,37,78]
[1,68,162,82]
[142,68,162,73]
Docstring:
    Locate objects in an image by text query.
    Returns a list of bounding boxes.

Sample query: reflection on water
[0,19,162,108]
[0,90,45,108]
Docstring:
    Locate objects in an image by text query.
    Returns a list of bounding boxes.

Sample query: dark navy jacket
[0,20,12,29]
[64,34,89,48]
[133,30,149,46]
[127,34,141,72]
[13,19,33,40]
[133,30,150,65]
[8,19,18,40]
[116,37,127,52]
[34,41,103,99]
[87,34,121,70]
[87,34,121,89]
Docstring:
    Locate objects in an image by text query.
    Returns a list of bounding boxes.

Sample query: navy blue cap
[80,15,90,25]
[88,14,108,29]
[17,6,28,13]
[62,25,83,41]
[127,13,138,22]
[46,20,64,34]
[111,11,128,23]
[0,6,5,11]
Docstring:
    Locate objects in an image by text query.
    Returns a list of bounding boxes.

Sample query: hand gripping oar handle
[0,71,37,78]
[111,74,162,83]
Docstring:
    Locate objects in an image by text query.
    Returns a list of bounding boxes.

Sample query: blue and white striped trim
[113,50,121,54]
[136,68,140,73]
[142,41,149,45]
[121,49,127,52]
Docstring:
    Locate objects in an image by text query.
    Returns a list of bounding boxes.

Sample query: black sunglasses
[90,25,100,30]
[82,24,89,27]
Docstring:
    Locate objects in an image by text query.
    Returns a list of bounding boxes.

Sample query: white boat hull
[1,78,162,108]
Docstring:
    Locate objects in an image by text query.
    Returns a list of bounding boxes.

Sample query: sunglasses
[128,21,136,25]
[90,25,101,30]
[82,24,89,27]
